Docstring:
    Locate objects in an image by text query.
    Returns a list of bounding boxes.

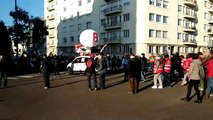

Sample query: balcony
[209,8,213,14]
[48,24,55,29]
[183,0,197,8]
[104,22,122,30]
[208,29,213,36]
[48,0,54,3]
[103,36,122,44]
[47,14,55,20]
[183,39,197,46]
[183,13,197,20]
[48,34,55,38]
[208,19,213,24]
[183,27,197,33]
[104,5,122,16]
[47,4,54,11]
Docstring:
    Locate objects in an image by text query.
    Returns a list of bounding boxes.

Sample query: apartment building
[44,0,213,57]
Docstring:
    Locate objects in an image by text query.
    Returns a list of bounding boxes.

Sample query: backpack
[86,59,92,68]
[199,65,205,80]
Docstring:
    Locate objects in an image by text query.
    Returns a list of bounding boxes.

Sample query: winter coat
[189,59,203,80]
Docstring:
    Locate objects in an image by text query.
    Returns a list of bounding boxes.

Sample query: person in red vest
[162,54,172,87]
[181,53,193,86]
[152,54,164,89]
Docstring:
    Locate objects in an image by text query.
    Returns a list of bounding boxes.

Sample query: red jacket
[183,57,193,73]
[206,57,213,79]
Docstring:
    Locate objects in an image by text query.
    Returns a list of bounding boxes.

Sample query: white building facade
[44,0,213,57]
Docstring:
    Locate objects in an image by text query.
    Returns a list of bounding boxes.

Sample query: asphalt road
[0,72,213,120]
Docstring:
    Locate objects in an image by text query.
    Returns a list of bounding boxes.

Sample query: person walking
[86,53,97,91]
[181,53,204,103]
[53,55,59,77]
[152,54,164,89]
[162,54,172,87]
[122,53,129,81]
[96,53,107,90]
[128,54,140,94]
[41,55,51,89]
[204,50,213,99]
[141,53,148,82]
[0,55,7,88]
[181,53,193,86]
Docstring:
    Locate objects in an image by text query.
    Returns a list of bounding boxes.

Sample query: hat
[90,53,95,58]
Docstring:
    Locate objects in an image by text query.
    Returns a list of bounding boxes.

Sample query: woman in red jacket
[204,50,213,99]
[181,53,193,86]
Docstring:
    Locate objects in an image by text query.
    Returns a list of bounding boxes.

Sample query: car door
[72,57,87,72]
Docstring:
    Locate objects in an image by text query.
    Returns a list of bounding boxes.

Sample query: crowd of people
[1,49,213,104]
[117,50,213,104]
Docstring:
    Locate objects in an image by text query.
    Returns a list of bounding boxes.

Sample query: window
[77,24,82,30]
[123,13,130,21]
[63,37,67,43]
[149,0,154,5]
[123,30,129,37]
[149,13,155,21]
[178,5,182,12]
[163,31,168,38]
[163,16,168,23]
[178,33,181,40]
[156,46,160,53]
[87,0,91,3]
[156,14,161,22]
[156,0,162,7]
[149,46,154,53]
[178,19,181,26]
[163,1,168,8]
[156,30,161,38]
[149,29,155,37]
[86,22,91,29]
[101,19,106,26]
[63,7,67,12]
[78,0,82,6]
[70,36,74,42]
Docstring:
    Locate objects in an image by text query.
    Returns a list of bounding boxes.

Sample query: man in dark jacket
[41,55,51,89]
[128,54,141,94]
[141,53,148,82]
[96,53,107,90]
[86,53,97,91]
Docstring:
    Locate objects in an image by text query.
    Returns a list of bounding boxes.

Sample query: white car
[67,56,90,74]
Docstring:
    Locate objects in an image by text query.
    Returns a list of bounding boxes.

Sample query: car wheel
[68,67,73,75]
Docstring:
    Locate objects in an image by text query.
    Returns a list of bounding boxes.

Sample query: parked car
[66,56,90,74]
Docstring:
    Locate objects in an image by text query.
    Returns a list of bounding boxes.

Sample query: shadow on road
[50,80,86,88]
[106,79,127,89]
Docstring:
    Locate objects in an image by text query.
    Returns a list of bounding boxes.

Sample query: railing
[104,22,122,30]
[103,36,122,43]
[104,5,122,15]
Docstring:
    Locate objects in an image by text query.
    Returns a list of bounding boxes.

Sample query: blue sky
[0,0,44,26]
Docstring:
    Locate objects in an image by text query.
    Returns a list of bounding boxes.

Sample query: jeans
[163,72,171,87]
[153,73,163,87]
[87,73,97,89]
[206,77,213,94]
[98,72,106,89]
[141,71,146,81]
